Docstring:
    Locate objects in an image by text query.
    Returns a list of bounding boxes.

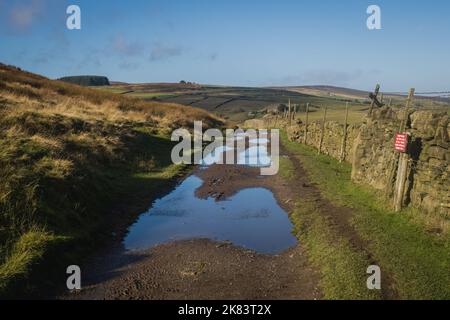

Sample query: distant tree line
[179,80,197,85]
[58,76,110,87]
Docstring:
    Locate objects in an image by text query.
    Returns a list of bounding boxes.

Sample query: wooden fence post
[394,151,409,212]
[288,99,292,126]
[399,88,415,132]
[369,84,381,116]
[304,103,309,145]
[318,106,327,154]
[340,102,349,162]
[393,88,415,212]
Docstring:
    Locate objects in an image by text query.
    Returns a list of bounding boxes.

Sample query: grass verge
[281,131,450,300]
[280,154,380,299]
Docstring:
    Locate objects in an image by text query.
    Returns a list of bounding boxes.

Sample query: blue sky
[0,0,449,91]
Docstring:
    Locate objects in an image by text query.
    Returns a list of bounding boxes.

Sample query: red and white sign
[394,133,408,153]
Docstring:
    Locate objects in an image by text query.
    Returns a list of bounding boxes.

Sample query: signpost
[394,133,408,153]
[393,88,415,212]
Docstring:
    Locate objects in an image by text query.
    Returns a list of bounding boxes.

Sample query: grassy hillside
[0,64,222,297]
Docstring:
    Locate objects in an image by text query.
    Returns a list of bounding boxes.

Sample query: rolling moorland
[1,65,449,299]
[0,64,222,297]
[96,82,450,125]
[72,80,450,300]
[96,82,370,124]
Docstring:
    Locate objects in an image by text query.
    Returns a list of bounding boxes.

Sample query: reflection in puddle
[249,138,269,144]
[200,146,234,165]
[200,135,272,167]
[124,176,297,254]
[238,146,271,167]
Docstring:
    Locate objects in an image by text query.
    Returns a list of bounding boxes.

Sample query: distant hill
[278,85,450,104]
[58,75,110,87]
[275,85,370,100]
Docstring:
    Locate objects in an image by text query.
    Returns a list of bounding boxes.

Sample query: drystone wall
[287,107,449,215]
[287,120,360,162]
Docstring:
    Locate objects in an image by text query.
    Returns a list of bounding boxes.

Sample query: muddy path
[66,159,321,300]
[66,139,397,300]
[68,239,319,300]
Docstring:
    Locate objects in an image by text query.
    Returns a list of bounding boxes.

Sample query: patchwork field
[96,83,449,126]
[96,84,364,124]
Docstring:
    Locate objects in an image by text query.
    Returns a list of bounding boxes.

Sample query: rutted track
[66,140,398,300]
[66,164,321,300]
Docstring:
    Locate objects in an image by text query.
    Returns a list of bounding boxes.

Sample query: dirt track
[66,143,390,300]
[68,239,320,300]
[66,158,322,300]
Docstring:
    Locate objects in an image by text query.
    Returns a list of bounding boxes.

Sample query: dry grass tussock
[0,64,222,131]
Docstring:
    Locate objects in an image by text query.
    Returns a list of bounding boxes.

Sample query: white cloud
[7,0,46,32]
[112,35,145,56]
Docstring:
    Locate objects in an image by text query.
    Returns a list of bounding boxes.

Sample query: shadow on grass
[1,131,191,299]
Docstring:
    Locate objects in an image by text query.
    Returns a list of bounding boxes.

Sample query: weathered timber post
[304,103,309,145]
[318,106,328,155]
[399,88,415,132]
[393,88,415,212]
[394,151,409,212]
[340,102,349,162]
[288,99,292,126]
[369,84,381,116]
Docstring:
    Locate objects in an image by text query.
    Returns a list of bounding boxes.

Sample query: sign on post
[394,133,408,153]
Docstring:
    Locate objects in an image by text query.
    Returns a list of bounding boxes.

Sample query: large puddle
[124,175,297,254]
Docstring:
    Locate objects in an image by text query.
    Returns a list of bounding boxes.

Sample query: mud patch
[67,239,320,300]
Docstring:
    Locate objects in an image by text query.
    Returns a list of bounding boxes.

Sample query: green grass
[279,156,295,182]
[280,153,380,299]
[281,131,450,299]
[291,199,381,300]
[0,125,187,297]
[91,86,131,94]
[0,229,65,294]
[127,92,178,99]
